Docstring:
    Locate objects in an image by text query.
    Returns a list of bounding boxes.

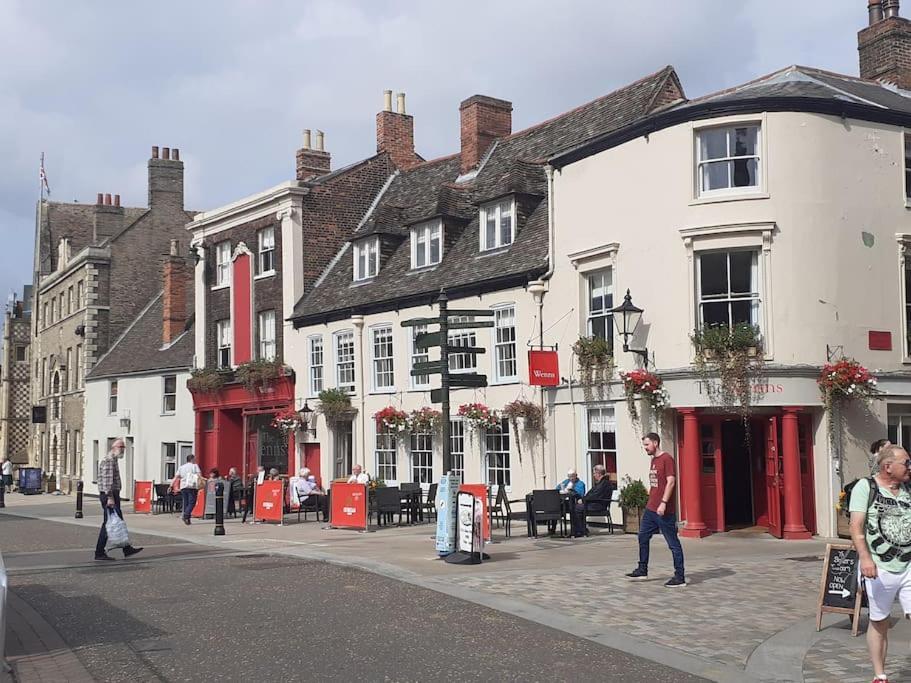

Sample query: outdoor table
[399,489,423,524]
[525,492,577,538]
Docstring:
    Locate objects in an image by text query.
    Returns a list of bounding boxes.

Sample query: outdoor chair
[530,489,567,537]
[296,493,323,523]
[374,486,404,527]
[153,484,171,514]
[489,486,518,538]
[582,488,618,534]
[422,483,438,522]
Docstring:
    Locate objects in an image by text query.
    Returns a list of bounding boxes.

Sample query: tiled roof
[291,66,682,324]
[87,292,194,379]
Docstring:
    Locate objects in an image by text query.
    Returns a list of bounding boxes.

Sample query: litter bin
[18,467,43,495]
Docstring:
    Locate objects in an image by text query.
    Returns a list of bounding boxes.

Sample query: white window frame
[485,419,511,489]
[410,324,430,390]
[308,335,324,396]
[215,241,232,287]
[410,429,434,485]
[77,280,84,308]
[162,375,177,414]
[410,219,443,269]
[448,316,477,373]
[108,380,118,415]
[695,249,762,331]
[480,198,515,251]
[586,269,614,350]
[334,330,356,393]
[162,442,177,481]
[258,310,276,360]
[75,344,82,388]
[257,226,275,276]
[353,237,379,281]
[371,325,395,392]
[695,124,761,197]
[491,305,517,383]
[375,424,398,484]
[216,319,232,368]
[450,420,465,483]
[586,405,618,481]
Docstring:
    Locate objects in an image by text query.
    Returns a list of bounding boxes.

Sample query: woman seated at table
[556,469,586,497]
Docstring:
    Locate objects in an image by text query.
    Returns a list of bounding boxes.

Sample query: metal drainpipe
[352,315,366,468]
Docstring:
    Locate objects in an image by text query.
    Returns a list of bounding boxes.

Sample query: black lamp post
[298,400,317,438]
[610,289,649,366]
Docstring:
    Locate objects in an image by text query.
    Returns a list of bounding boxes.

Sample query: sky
[0,0,867,311]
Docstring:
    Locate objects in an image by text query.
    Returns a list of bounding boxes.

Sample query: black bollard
[0,476,5,508]
[214,482,225,536]
[75,480,84,519]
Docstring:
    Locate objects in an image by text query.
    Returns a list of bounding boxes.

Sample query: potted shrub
[572,335,614,400]
[317,388,357,423]
[187,367,226,394]
[619,476,649,534]
[235,359,286,392]
[691,322,763,418]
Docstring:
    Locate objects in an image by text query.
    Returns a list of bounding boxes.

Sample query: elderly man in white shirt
[347,464,370,485]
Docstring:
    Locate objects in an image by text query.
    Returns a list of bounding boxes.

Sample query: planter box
[622,507,643,534]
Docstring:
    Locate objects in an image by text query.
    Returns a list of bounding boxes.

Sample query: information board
[459,483,490,542]
[254,481,285,523]
[328,482,368,530]
[133,481,153,514]
[435,474,460,555]
[816,543,864,636]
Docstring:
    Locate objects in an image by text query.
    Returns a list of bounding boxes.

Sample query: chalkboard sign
[816,543,864,636]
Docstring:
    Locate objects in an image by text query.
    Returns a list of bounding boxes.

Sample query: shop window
[202,411,215,430]
[587,407,617,479]
[700,423,715,474]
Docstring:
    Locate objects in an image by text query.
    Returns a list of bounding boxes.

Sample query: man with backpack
[850,444,911,683]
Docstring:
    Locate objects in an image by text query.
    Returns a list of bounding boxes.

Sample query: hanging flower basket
[458,403,501,431]
[502,400,543,432]
[818,357,881,462]
[187,367,226,394]
[620,369,670,424]
[573,336,614,400]
[374,406,410,433]
[317,388,358,423]
[235,359,287,392]
[408,407,442,433]
[271,407,303,435]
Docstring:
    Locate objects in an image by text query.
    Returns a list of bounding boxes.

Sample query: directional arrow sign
[414,332,443,350]
[446,309,495,317]
[449,346,486,355]
[401,317,443,328]
[449,373,488,388]
[411,361,445,376]
[448,320,494,330]
[828,588,851,599]
[430,389,445,404]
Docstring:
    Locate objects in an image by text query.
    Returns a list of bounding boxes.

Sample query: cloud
[0,0,867,310]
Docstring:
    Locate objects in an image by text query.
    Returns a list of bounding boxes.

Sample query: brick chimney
[296,128,331,181]
[93,191,124,243]
[148,145,185,209]
[459,95,512,175]
[376,90,421,170]
[859,0,911,88]
[162,239,190,345]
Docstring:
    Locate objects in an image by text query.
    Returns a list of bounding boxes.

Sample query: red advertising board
[192,487,206,518]
[528,350,559,386]
[459,483,491,542]
[329,483,368,530]
[133,481,153,514]
[254,481,285,523]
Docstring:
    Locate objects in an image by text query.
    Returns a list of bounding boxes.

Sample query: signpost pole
[214,482,225,535]
[439,291,451,476]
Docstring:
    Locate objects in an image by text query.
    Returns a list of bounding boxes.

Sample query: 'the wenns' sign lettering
[528,350,559,386]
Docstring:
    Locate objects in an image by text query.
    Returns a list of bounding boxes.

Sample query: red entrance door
[765,416,783,538]
[303,443,322,486]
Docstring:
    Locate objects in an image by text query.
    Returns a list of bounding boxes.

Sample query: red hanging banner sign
[329,483,368,530]
[133,481,153,514]
[528,350,560,386]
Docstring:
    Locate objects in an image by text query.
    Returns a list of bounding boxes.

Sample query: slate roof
[87,292,194,379]
[291,66,683,324]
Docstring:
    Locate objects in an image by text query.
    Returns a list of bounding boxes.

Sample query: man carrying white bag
[95,439,143,561]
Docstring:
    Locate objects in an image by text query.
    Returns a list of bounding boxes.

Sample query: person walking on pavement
[1,455,12,492]
[176,453,203,525]
[850,444,911,683]
[95,438,143,561]
[626,432,686,587]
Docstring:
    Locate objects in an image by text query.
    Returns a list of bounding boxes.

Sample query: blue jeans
[181,488,198,521]
[637,508,685,578]
[96,491,136,557]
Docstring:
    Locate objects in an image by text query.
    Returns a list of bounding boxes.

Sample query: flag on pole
[39,153,51,196]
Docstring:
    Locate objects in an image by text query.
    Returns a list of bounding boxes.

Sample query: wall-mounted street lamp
[298,400,317,439]
[610,289,649,367]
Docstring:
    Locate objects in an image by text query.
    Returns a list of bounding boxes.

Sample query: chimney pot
[383,90,393,112]
[113,194,120,207]
[162,147,170,160]
[104,193,112,206]
[885,0,901,18]
[397,92,406,115]
[172,148,179,161]
[151,146,159,159]
[316,130,324,151]
[303,129,312,149]
[96,193,104,205]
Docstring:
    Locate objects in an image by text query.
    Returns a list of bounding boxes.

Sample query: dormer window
[480,198,514,251]
[354,237,379,281]
[411,220,442,269]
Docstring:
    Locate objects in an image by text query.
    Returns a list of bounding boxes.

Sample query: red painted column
[193,408,203,472]
[781,407,811,539]
[679,408,709,538]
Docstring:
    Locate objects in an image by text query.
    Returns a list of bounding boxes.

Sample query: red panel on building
[528,350,560,386]
[232,251,253,364]
[869,331,892,351]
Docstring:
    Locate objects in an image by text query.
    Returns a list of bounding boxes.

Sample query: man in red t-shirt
[625,432,686,587]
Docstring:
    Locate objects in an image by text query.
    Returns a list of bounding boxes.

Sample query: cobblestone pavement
[445,555,821,670]
[803,616,911,682]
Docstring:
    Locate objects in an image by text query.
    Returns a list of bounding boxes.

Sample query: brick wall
[859,15,911,88]
[460,95,513,175]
